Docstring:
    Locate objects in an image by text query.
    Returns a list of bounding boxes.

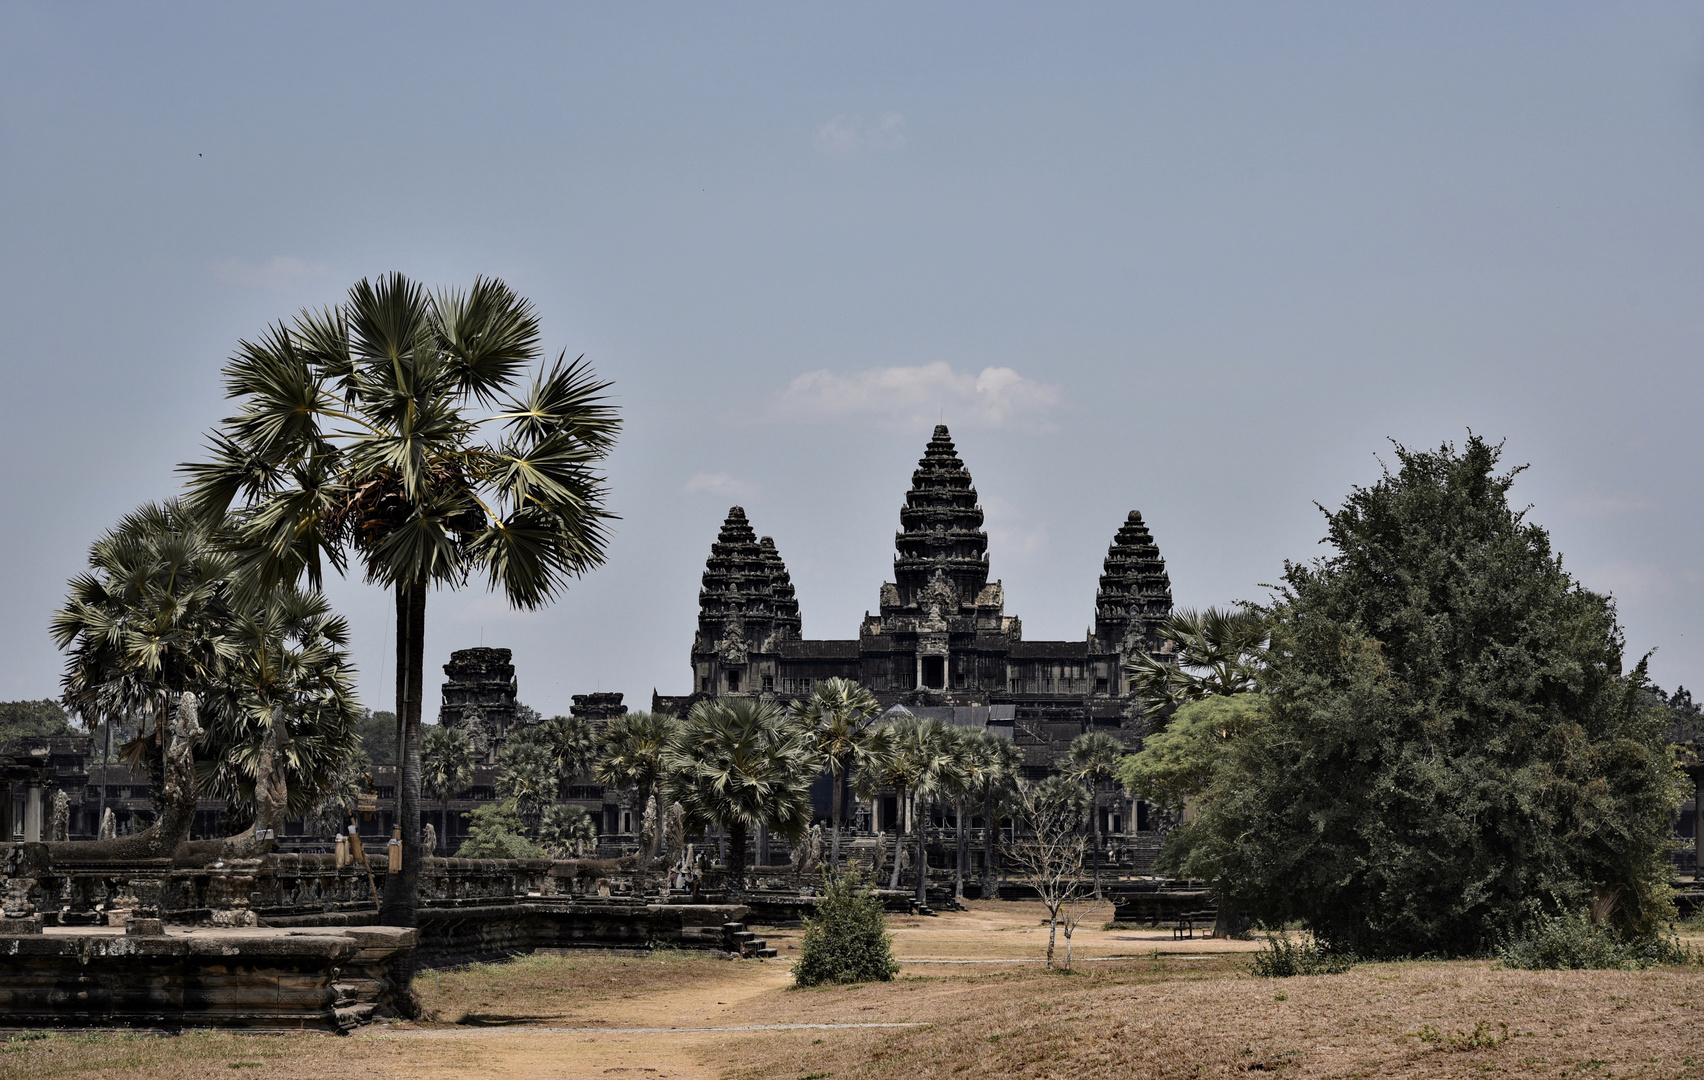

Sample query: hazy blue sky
[4,3,1703,717]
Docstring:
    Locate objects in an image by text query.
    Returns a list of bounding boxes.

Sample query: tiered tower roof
[891,425,990,612]
[697,507,801,643]
[1094,511,1172,653]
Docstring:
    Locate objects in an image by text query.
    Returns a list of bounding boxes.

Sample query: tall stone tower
[438,647,520,764]
[689,506,801,696]
[881,425,1003,628]
[1093,511,1174,686]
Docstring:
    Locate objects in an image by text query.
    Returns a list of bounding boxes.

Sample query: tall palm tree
[197,584,363,845]
[859,715,954,902]
[662,697,819,898]
[182,273,620,927]
[1067,730,1125,897]
[1125,606,1267,719]
[521,714,600,781]
[596,712,679,857]
[790,677,881,870]
[53,501,235,800]
[421,724,474,852]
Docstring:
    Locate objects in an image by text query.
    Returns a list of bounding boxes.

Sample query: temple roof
[1093,510,1172,651]
[697,506,802,643]
[889,425,991,613]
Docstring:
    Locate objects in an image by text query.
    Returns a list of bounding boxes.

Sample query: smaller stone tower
[1093,511,1173,674]
[438,647,520,763]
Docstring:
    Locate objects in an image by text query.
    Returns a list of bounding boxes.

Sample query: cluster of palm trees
[52,501,365,845]
[413,675,1141,903]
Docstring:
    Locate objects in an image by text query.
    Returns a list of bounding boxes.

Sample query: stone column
[0,783,13,841]
[22,783,43,843]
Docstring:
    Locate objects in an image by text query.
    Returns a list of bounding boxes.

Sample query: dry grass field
[3,902,1701,1080]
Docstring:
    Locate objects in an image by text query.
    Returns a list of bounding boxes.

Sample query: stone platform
[0,924,415,1031]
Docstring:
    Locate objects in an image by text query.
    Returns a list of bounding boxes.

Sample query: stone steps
[721,921,777,959]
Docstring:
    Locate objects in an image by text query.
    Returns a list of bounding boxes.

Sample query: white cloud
[1562,488,1659,518]
[212,256,330,290]
[815,113,906,158]
[683,472,762,499]
[770,362,1062,431]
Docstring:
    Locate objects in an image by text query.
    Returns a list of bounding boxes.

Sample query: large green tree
[1167,437,1683,957]
[183,273,618,927]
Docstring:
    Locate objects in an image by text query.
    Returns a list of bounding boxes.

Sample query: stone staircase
[722,921,778,959]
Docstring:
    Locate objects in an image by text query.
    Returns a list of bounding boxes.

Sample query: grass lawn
[3,902,1700,1079]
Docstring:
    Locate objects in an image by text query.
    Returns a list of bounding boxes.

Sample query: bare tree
[1007,777,1091,970]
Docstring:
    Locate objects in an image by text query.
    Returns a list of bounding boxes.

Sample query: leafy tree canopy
[1167,436,1683,957]
[356,710,398,765]
[0,700,77,746]
[1118,693,1266,815]
[455,800,544,860]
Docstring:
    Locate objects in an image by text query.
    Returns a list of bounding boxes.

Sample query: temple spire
[886,425,990,616]
[1093,510,1172,655]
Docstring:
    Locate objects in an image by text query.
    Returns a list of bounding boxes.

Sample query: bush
[1497,912,1700,970]
[792,871,900,987]
[455,801,545,859]
[1249,931,1355,977]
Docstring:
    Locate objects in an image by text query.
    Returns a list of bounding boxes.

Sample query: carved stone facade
[437,647,520,764]
[658,425,1174,783]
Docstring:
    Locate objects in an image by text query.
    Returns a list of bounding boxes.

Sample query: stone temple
[655,424,1174,795]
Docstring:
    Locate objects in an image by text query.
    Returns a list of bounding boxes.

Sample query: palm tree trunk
[914,794,929,909]
[726,822,748,898]
[382,578,426,929]
[954,796,967,901]
[982,791,997,898]
[888,786,906,890]
[1090,781,1102,898]
[440,797,449,855]
[653,785,665,859]
[829,760,843,873]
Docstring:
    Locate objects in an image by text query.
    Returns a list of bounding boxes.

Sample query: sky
[3,3,1703,718]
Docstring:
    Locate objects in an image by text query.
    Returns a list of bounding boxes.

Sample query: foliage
[183,272,619,924]
[538,803,598,859]
[496,738,559,826]
[455,800,544,859]
[663,697,820,893]
[514,713,600,778]
[1248,932,1356,977]
[1117,694,1266,814]
[792,870,900,986]
[1125,606,1267,719]
[1166,436,1686,958]
[307,746,371,838]
[0,700,76,746]
[194,585,364,821]
[52,500,234,773]
[1496,911,1700,970]
[596,711,679,857]
[356,710,398,765]
[790,677,882,867]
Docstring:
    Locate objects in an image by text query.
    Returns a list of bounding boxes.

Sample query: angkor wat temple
[655,424,1174,790]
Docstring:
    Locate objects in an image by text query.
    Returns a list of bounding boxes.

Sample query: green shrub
[1497,912,1700,970]
[1249,931,1355,977]
[792,870,900,987]
[455,800,544,859]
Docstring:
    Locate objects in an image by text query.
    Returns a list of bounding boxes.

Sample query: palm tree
[53,501,235,801]
[182,273,620,927]
[197,584,363,845]
[538,803,598,859]
[496,739,559,830]
[1125,607,1267,719]
[790,677,881,870]
[859,714,954,903]
[965,733,1022,896]
[520,714,600,780]
[421,724,474,852]
[1067,730,1125,897]
[662,697,819,898]
[596,712,679,858]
